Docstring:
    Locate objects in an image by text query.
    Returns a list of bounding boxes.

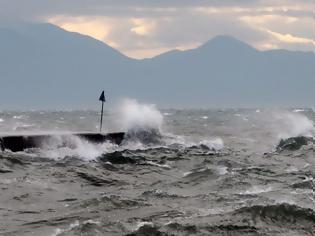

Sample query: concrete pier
[0,132,125,152]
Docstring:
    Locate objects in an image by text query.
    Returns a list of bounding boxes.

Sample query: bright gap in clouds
[49,16,119,48]
[48,15,200,58]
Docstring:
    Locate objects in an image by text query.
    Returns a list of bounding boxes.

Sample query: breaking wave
[273,112,315,139]
[15,99,224,160]
[37,135,118,161]
[262,111,315,140]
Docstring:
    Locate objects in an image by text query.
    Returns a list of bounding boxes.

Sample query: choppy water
[1,102,315,235]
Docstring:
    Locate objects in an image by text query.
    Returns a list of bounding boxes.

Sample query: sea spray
[115,99,165,145]
[114,99,224,149]
[249,110,315,147]
[272,111,315,139]
[116,99,164,132]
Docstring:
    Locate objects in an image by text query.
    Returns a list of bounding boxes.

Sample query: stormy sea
[1,100,315,236]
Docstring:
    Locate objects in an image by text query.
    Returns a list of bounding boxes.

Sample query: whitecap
[13,115,25,119]
[273,196,296,205]
[217,166,228,175]
[182,171,193,177]
[133,221,154,231]
[146,161,171,169]
[33,135,119,160]
[83,219,100,225]
[285,166,298,173]
[293,109,305,113]
[240,185,273,195]
[51,220,79,236]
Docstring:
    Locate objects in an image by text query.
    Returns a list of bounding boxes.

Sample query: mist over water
[1,102,315,235]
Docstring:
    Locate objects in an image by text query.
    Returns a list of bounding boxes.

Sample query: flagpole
[100,101,104,133]
[99,90,106,133]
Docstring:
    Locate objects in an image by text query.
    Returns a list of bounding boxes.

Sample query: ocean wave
[276,136,315,152]
[291,176,315,189]
[127,221,259,236]
[235,203,315,225]
[52,220,102,236]
[13,131,224,161]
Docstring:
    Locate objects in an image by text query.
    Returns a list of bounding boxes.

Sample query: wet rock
[291,180,314,189]
[99,151,137,164]
[57,198,78,202]
[235,203,315,224]
[0,138,4,152]
[0,168,12,173]
[124,128,164,145]
[126,224,164,236]
[164,223,198,235]
[276,136,315,152]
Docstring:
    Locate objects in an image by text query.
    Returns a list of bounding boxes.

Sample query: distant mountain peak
[198,35,257,52]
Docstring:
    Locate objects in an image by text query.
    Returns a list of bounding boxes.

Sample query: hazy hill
[0,23,314,109]
[0,23,133,109]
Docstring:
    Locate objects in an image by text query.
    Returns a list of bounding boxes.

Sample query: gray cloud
[1,0,312,20]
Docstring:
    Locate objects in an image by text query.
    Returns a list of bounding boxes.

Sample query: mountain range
[1,23,315,109]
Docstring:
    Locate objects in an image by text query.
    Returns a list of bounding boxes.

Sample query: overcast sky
[1,0,315,58]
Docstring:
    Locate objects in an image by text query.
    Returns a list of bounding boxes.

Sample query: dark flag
[99,91,106,102]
